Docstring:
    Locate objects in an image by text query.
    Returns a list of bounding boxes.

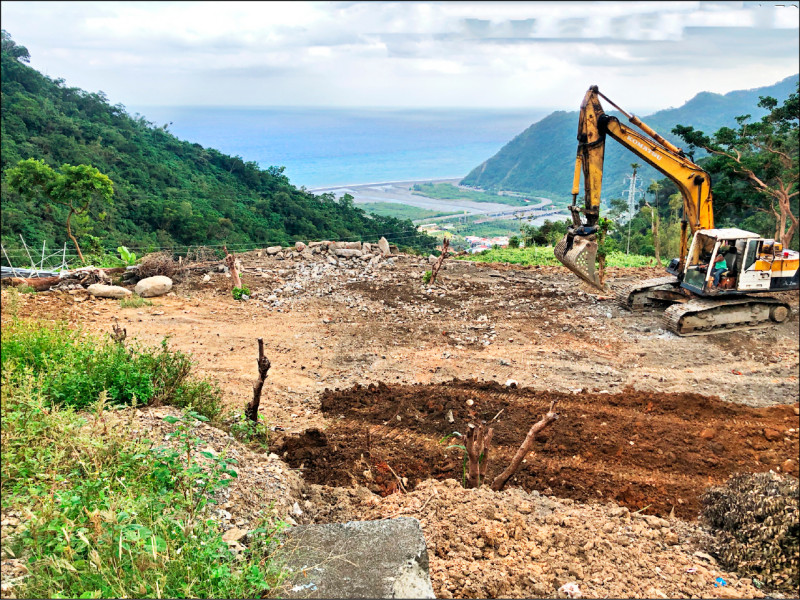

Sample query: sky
[1,1,798,112]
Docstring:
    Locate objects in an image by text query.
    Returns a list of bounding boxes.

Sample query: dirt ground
[3,249,799,598]
[277,380,798,520]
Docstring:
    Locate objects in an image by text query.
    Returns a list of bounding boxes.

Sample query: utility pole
[623,163,643,255]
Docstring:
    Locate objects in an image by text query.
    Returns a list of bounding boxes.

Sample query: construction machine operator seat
[720,247,739,289]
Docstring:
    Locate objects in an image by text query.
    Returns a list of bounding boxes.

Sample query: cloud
[1,1,797,109]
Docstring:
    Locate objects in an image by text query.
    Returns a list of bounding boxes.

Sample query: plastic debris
[715,577,727,587]
[558,582,582,598]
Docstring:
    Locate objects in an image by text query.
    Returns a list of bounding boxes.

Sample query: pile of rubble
[262,237,399,263]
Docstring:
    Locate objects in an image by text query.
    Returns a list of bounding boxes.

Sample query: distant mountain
[461,75,799,203]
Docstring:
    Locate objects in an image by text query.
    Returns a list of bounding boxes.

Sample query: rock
[642,515,669,529]
[505,379,518,388]
[362,242,372,254]
[327,257,338,266]
[699,428,716,440]
[266,246,282,255]
[342,241,362,250]
[335,249,362,258]
[202,273,211,282]
[428,254,438,264]
[86,284,132,299]
[378,237,391,256]
[279,518,435,599]
[295,241,306,252]
[221,527,248,543]
[763,428,781,442]
[664,531,679,546]
[782,459,796,473]
[135,276,173,298]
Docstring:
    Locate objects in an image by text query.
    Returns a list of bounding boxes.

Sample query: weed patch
[456,246,666,268]
[1,319,222,420]
[119,295,152,308]
[0,372,285,599]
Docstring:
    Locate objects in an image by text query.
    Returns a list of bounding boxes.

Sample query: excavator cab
[681,228,798,296]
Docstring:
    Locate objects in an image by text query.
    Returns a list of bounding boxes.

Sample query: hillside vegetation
[0,32,436,258]
[461,75,798,201]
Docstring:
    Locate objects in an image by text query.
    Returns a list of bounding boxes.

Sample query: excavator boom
[555,86,714,289]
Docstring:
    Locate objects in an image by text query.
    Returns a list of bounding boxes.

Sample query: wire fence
[1,227,437,273]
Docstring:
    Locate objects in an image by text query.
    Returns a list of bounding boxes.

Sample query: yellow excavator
[555,85,798,336]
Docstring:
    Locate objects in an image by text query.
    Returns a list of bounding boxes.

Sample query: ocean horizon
[128,106,551,189]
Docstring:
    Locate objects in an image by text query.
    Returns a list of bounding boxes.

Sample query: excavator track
[662,296,792,336]
[614,276,681,311]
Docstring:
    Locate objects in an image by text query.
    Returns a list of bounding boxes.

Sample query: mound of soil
[274,380,799,519]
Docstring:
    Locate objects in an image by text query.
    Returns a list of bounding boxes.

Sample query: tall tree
[6,159,114,262]
[643,180,662,262]
[673,85,799,248]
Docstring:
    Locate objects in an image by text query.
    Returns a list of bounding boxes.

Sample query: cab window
[743,240,760,270]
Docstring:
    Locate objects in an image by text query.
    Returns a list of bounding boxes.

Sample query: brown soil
[275,380,798,519]
[3,250,799,598]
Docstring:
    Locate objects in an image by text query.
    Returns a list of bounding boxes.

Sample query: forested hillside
[461,75,799,202]
[0,32,436,257]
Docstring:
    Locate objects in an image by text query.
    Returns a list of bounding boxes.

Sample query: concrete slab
[277,517,435,599]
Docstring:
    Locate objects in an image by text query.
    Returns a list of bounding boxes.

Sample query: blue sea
[129,106,550,189]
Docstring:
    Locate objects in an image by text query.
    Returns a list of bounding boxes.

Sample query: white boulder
[87,284,132,299]
[135,276,173,298]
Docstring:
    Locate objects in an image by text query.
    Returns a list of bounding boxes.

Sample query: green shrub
[422,270,432,284]
[232,285,250,300]
[230,413,272,450]
[1,372,285,599]
[17,284,36,294]
[455,246,666,268]
[117,245,137,266]
[1,320,222,420]
[508,236,520,249]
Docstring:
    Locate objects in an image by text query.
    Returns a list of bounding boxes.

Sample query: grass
[359,202,459,221]
[0,318,287,598]
[456,245,667,268]
[1,373,285,599]
[411,182,530,206]
[119,295,152,308]
[1,319,223,421]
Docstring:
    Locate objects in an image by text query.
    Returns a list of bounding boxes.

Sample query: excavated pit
[274,380,799,520]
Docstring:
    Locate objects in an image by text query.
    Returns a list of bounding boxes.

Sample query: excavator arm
[555,85,714,289]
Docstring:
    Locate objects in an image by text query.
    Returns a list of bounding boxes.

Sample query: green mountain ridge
[461,75,799,203]
[0,32,436,258]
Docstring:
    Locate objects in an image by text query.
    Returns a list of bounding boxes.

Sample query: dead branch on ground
[465,421,494,488]
[6,276,60,291]
[244,338,271,422]
[137,252,181,279]
[111,322,127,345]
[490,400,559,492]
[430,237,450,285]
[223,245,243,289]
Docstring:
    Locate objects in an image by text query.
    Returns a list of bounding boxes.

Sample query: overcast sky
[1,1,798,112]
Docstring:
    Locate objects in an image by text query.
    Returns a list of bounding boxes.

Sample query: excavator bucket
[554,232,603,289]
